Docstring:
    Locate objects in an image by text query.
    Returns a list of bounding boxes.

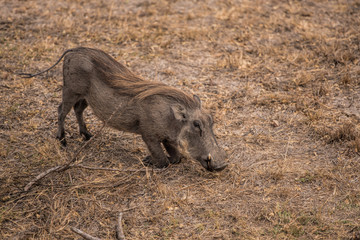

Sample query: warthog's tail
[18,49,75,78]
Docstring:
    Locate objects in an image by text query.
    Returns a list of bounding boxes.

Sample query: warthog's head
[172,96,228,171]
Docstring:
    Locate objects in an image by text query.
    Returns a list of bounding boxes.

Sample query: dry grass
[1,0,360,239]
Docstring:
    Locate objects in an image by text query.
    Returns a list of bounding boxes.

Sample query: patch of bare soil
[1,0,359,239]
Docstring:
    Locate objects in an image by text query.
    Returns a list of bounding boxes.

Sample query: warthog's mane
[80,47,199,109]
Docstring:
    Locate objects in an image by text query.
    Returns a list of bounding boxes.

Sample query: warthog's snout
[199,151,228,172]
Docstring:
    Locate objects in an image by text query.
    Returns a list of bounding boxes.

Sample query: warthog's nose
[213,162,227,171]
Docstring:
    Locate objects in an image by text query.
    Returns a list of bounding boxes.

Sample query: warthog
[20,47,227,171]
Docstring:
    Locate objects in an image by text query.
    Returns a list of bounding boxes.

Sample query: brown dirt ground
[1,0,360,239]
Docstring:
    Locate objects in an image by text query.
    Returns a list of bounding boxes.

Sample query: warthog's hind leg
[74,99,92,141]
[56,89,81,146]
[56,102,71,146]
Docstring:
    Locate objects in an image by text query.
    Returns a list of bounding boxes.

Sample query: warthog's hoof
[142,156,152,166]
[142,156,170,168]
[169,156,183,164]
[81,132,93,141]
[56,136,67,147]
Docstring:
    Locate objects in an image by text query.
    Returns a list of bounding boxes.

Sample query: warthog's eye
[193,120,202,136]
[193,120,200,128]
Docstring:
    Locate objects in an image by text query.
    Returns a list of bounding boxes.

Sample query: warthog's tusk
[207,153,212,162]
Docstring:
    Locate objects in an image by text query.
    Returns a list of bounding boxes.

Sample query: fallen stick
[115,212,126,240]
[72,164,165,173]
[24,104,122,192]
[72,164,141,172]
[70,212,126,240]
[70,227,101,240]
[23,135,101,192]
[24,166,62,192]
[24,161,167,192]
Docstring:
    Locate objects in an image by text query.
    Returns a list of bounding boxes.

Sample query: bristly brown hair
[75,47,200,109]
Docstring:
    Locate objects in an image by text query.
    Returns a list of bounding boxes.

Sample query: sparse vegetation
[1,0,359,239]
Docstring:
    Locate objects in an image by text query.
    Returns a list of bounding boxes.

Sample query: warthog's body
[21,47,227,171]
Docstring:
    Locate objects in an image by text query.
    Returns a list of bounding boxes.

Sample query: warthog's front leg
[163,140,183,164]
[142,135,170,168]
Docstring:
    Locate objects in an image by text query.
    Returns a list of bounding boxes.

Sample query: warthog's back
[62,47,199,132]
[63,47,198,109]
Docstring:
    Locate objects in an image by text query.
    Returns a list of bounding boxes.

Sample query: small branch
[72,164,142,172]
[72,164,166,173]
[24,104,122,192]
[116,212,126,240]
[70,227,101,240]
[70,212,127,240]
[24,162,166,192]
[24,166,62,192]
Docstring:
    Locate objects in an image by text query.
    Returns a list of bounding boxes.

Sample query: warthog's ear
[193,95,201,108]
[171,105,187,122]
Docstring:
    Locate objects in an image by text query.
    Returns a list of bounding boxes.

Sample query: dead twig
[72,164,167,173]
[116,212,126,240]
[70,212,126,240]
[24,162,166,192]
[24,103,122,192]
[24,166,62,192]
[70,227,101,240]
[72,164,144,172]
